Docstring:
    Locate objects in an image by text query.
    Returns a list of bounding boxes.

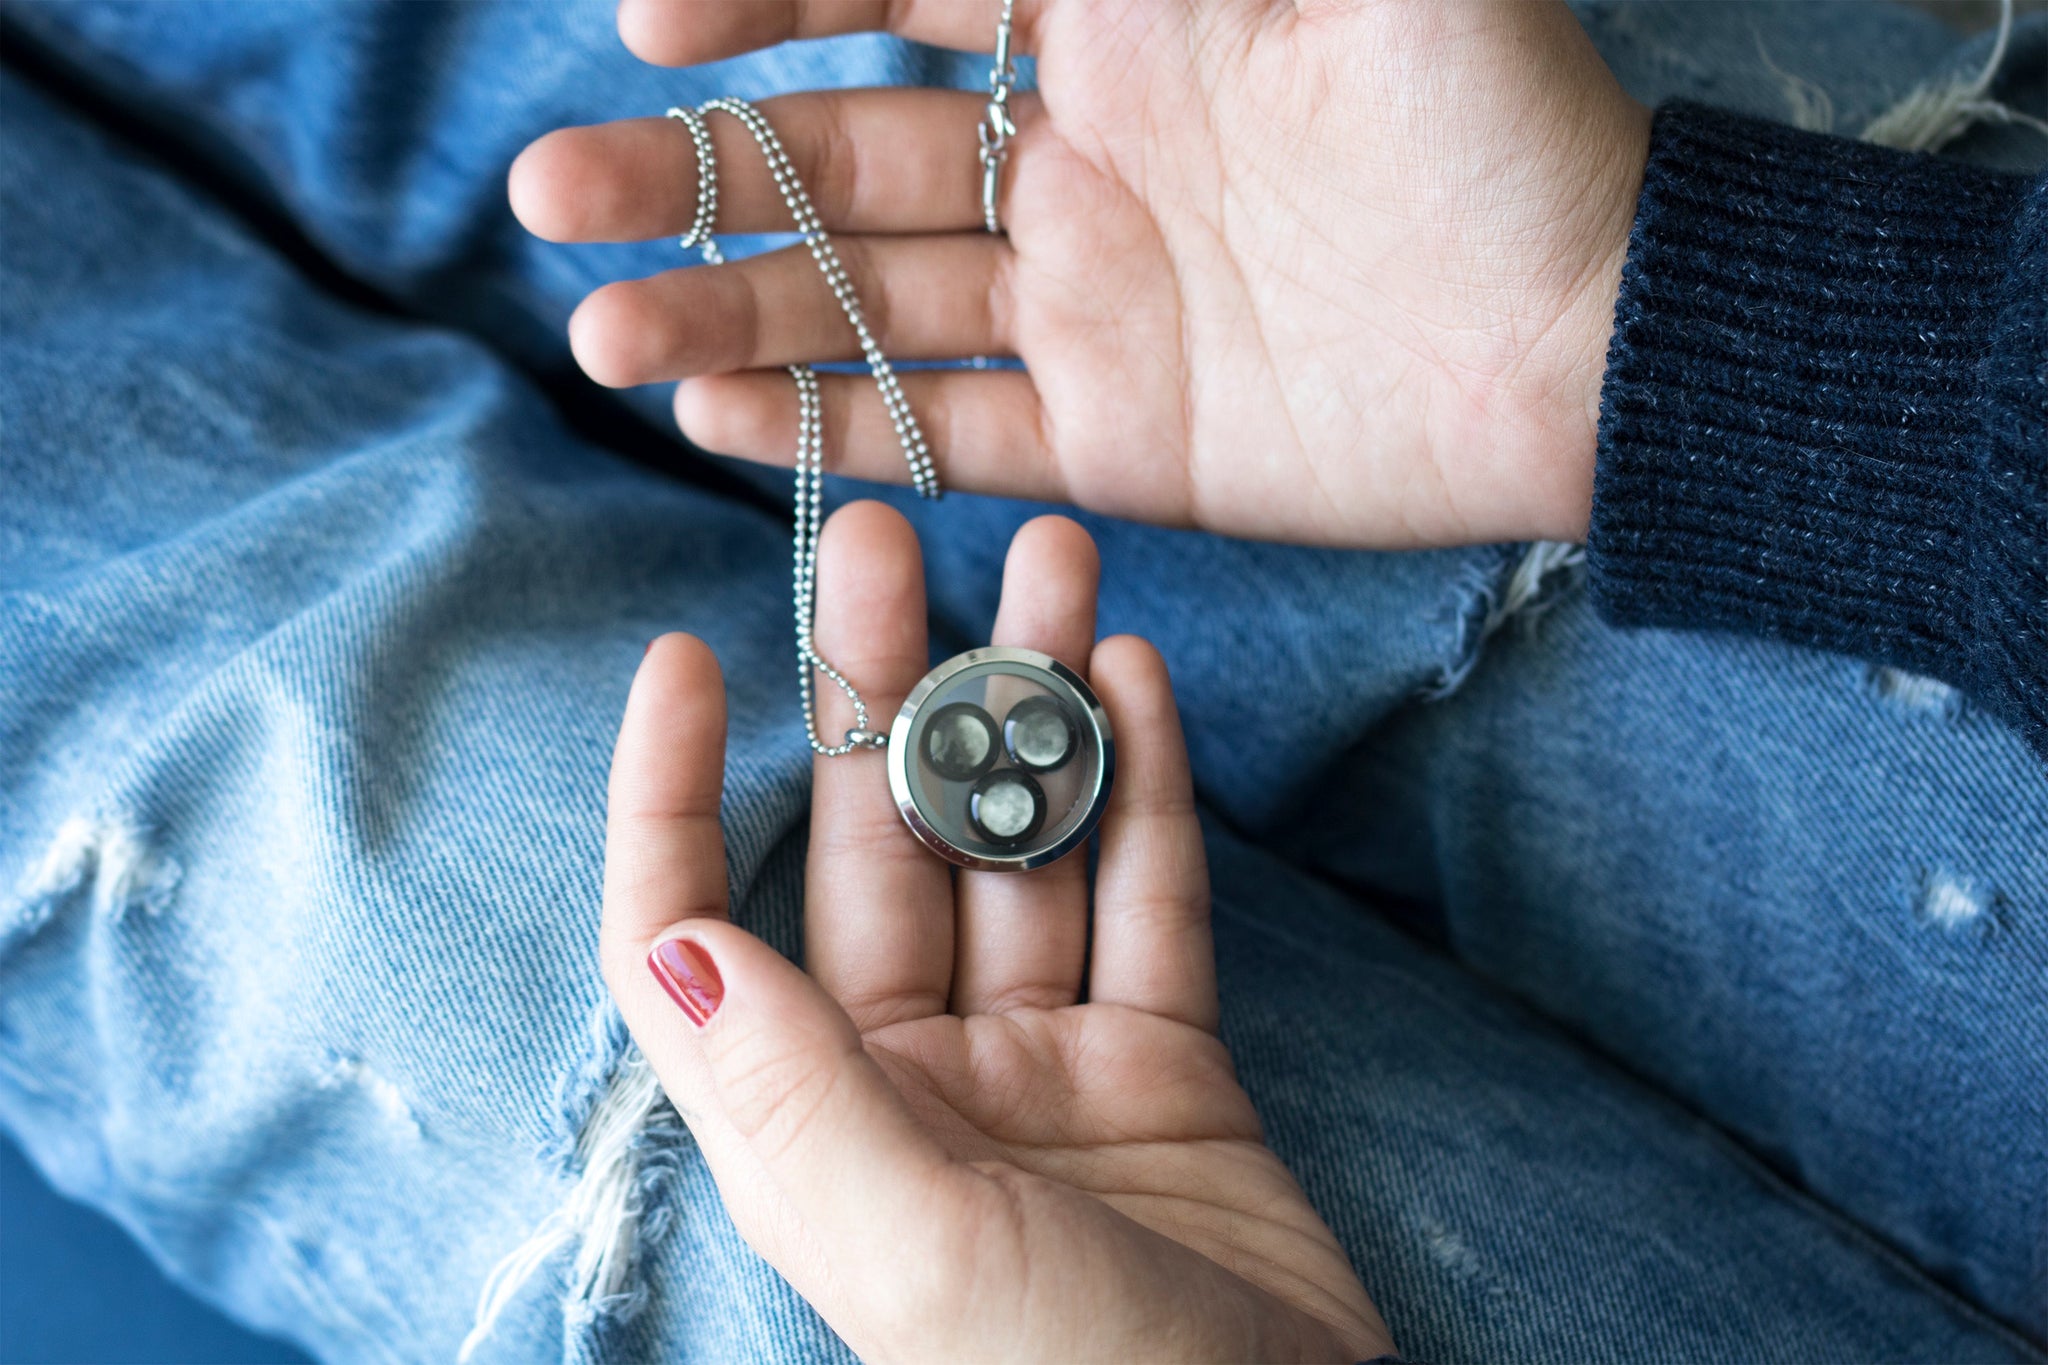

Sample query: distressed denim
[1,2,2043,1361]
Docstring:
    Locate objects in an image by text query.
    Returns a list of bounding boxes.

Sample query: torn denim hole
[1426,540,1586,701]
[1750,0,2048,151]
[460,1000,688,1363]
[1416,1212,1514,1304]
[1859,0,2048,153]
[318,1050,424,1140]
[5,815,183,955]
[1867,665,1965,720]
[1916,868,2002,936]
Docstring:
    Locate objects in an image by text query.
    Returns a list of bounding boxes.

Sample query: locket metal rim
[887,646,1115,872]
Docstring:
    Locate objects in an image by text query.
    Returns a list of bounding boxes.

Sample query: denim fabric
[0,1130,311,1362]
[0,2,2043,1361]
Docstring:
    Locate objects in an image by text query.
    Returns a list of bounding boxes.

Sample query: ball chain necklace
[665,2,1113,873]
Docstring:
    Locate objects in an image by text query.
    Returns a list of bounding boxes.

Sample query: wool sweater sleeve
[1586,100,2047,760]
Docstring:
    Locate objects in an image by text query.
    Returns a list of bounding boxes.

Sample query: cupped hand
[602,503,1394,1362]
[514,0,1648,548]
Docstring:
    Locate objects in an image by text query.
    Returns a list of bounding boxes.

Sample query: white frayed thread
[1755,28,1836,133]
[1861,0,2048,152]
[10,816,181,940]
[1480,540,1585,644]
[458,1036,667,1362]
[1426,541,1586,700]
[319,1052,424,1140]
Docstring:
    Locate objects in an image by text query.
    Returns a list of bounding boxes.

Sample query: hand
[602,503,1395,1362]
[513,0,1648,549]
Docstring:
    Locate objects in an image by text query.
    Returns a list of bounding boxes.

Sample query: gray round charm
[1003,694,1078,772]
[921,702,999,781]
[968,768,1046,845]
[888,647,1114,871]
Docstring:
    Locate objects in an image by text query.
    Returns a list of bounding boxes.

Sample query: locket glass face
[887,647,1114,871]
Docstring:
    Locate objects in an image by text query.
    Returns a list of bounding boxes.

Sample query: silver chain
[667,97,924,756]
[787,364,892,753]
[978,0,1019,235]
[665,10,1017,756]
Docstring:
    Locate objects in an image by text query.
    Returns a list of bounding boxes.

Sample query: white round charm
[887,647,1114,872]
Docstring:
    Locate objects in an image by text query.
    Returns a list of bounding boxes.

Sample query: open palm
[603,504,1391,1361]
[865,1002,1380,1357]
[514,0,1646,549]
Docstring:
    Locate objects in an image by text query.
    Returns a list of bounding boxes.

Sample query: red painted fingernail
[648,938,723,1027]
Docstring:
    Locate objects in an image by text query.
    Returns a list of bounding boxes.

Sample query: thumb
[634,917,971,1282]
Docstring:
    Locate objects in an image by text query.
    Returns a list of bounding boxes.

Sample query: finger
[597,634,752,1174]
[599,633,966,1323]
[676,369,1067,502]
[951,517,1099,1015]
[804,501,957,1031]
[618,0,1037,66]
[601,633,732,981]
[1084,636,1216,1034]
[569,235,1012,388]
[628,917,973,1321]
[510,90,1014,242]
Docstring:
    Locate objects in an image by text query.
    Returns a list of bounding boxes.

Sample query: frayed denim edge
[459,1001,689,1363]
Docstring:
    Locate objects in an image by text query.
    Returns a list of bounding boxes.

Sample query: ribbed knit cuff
[1587,100,2043,753]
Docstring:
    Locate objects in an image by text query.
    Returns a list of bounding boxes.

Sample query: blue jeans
[1,2,2042,1360]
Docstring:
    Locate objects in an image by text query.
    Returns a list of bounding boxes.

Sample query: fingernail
[648,938,723,1027]
[644,639,657,657]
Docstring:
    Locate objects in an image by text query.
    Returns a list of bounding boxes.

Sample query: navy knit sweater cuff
[1587,100,2046,757]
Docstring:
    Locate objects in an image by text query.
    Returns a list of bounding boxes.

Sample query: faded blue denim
[0,2,2043,1361]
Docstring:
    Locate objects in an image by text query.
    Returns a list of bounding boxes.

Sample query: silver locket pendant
[889,647,1114,871]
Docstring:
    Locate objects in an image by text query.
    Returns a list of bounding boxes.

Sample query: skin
[512,0,1649,548]
[557,1,1656,1356]
[606,506,1395,1361]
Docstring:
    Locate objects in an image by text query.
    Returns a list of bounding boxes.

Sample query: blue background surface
[0,1134,311,1364]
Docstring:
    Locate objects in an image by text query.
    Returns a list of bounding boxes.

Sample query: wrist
[1533,94,1650,544]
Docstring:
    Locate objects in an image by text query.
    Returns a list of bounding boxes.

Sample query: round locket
[888,646,1114,871]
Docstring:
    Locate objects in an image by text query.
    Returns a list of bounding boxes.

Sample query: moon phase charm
[888,647,1114,871]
